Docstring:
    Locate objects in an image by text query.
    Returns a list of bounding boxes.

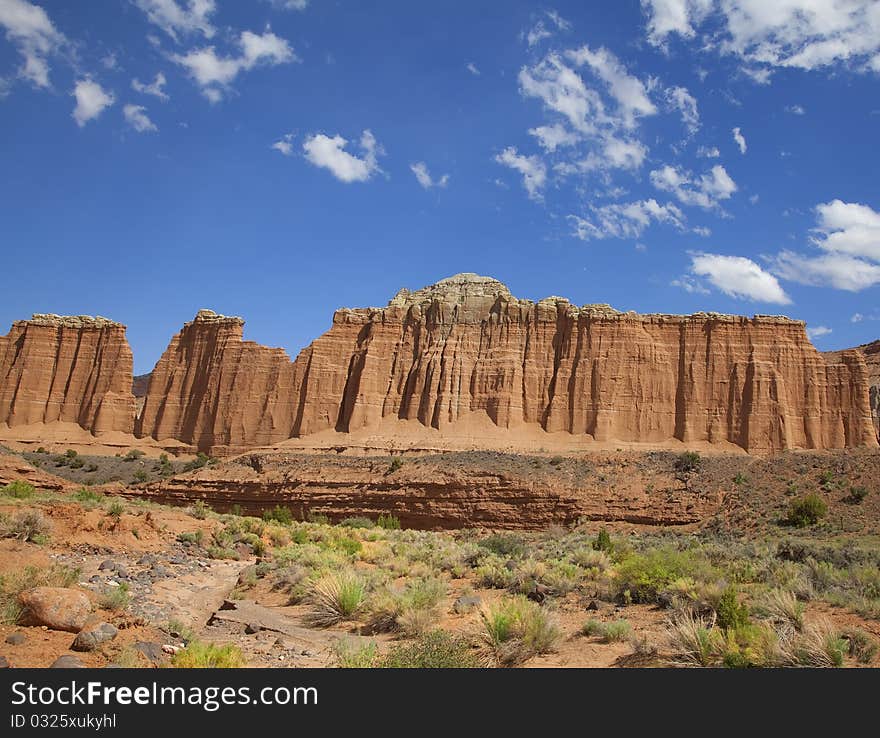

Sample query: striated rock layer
[135,274,877,455]
[0,314,135,435]
[827,340,880,441]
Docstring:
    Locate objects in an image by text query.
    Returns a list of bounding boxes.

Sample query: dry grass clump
[480,596,560,667]
[304,571,367,627]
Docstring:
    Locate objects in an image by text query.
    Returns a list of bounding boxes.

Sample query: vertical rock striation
[0,315,135,435]
[826,340,880,441]
[134,274,877,454]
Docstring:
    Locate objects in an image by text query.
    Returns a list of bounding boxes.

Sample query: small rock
[219,600,238,611]
[151,564,171,578]
[586,600,600,611]
[71,622,118,652]
[5,632,26,645]
[134,641,164,664]
[0,655,9,668]
[114,565,129,579]
[18,588,92,632]
[453,595,482,614]
[245,623,262,634]
[137,554,157,566]
[98,560,116,572]
[88,575,101,584]
[161,644,181,655]
[50,655,84,668]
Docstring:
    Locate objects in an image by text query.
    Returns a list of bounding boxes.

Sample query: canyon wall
[1,276,877,454]
[827,340,880,441]
[0,315,135,435]
[135,274,877,454]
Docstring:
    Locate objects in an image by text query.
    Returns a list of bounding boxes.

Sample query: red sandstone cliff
[136,274,877,455]
[827,340,880,440]
[0,314,135,435]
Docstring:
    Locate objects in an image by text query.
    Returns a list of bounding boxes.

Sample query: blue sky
[1,0,879,373]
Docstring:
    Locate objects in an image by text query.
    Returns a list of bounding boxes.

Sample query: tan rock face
[134,274,877,455]
[827,340,880,441]
[18,587,92,632]
[0,315,135,435]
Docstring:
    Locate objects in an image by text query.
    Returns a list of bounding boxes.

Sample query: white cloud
[495,147,547,200]
[566,45,657,129]
[786,104,806,114]
[642,1,880,76]
[302,129,383,183]
[265,0,309,9]
[71,78,114,127]
[686,252,792,304]
[528,123,579,152]
[852,313,864,322]
[0,0,66,88]
[518,53,601,135]
[768,199,880,292]
[134,0,216,41]
[546,10,571,31]
[807,325,833,339]
[692,225,712,237]
[811,199,880,261]
[642,0,713,46]
[732,126,747,154]
[410,161,449,189]
[665,85,700,133]
[271,132,294,155]
[771,250,880,291]
[696,145,720,158]
[466,62,480,76]
[172,29,296,101]
[524,10,570,48]
[123,103,157,132]
[132,71,169,101]
[569,199,686,240]
[671,274,711,294]
[749,193,759,204]
[650,163,737,209]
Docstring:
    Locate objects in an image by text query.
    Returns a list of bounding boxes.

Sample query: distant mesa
[0,275,877,455]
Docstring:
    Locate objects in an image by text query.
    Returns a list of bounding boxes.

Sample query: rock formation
[135,310,300,452]
[827,340,880,440]
[0,314,135,435]
[134,274,877,454]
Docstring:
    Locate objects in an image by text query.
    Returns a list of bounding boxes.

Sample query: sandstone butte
[1,274,877,455]
[826,339,880,440]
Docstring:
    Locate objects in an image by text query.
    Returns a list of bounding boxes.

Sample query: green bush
[190,500,211,519]
[381,631,478,668]
[334,639,378,668]
[786,494,827,527]
[124,449,145,461]
[106,499,125,518]
[178,530,205,546]
[581,618,631,642]
[388,457,404,474]
[674,451,702,473]
[479,533,526,559]
[715,586,750,631]
[304,572,367,627]
[847,486,869,504]
[132,469,148,483]
[593,528,613,553]
[262,505,294,525]
[480,596,560,666]
[615,546,717,604]
[99,582,130,612]
[172,641,244,668]
[1,480,35,499]
[339,516,374,529]
[65,449,78,459]
[182,452,211,472]
[376,514,401,530]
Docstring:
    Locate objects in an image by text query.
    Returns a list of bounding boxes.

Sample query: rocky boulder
[71,621,118,652]
[18,587,92,632]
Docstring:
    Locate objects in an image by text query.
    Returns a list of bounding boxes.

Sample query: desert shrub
[841,628,878,664]
[172,641,244,668]
[0,509,50,543]
[715,586,750,631]
[719,623,779,668]
[334,638,378,668]
[74,487,103,505]
[367,577,446,635]
[819,470,836,492]
[474,556,514,589]
[665,611,721,667]
[778,619,847,667]
[339,516,374,529]
[581,619,631,643]
[593,527,614,553]
[615,546,717,604]
[847,486,869,504]
[266,523,291,547]
[762,589,805,631]
[0,564,80,624]
[65,449,78,459]
[381,630,478,668]
[178,530,204,546]
[377,514,401,530]
[262,505,294,525]
[480,596,560,666]
[733,472,748,486]
[106,499,125,518]
[36,447,47,454]
[334,536,362,556]
[68,457,85,469]
[387,457,404,474]
[207,546,240,561]
[132,469,148,483]
[674,451,701,474]
[1,480,35,499]
[786,494,827,527]
[189,500,211,520]
[479,533,526,559]
[124,449,145,461]
[98,582,130,612]
[304,572,367,627]
[182,452,211,473]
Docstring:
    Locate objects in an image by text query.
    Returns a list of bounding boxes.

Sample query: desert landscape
[0,274,877,669]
